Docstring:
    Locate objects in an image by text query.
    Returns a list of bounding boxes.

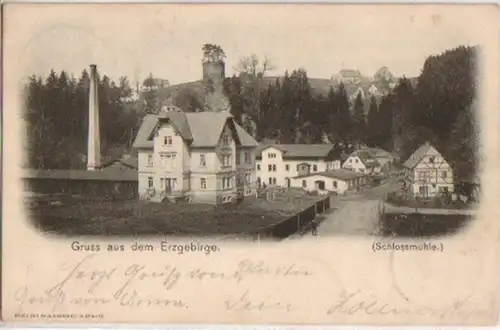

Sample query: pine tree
[366,96,379,146]
[352,93,365,146]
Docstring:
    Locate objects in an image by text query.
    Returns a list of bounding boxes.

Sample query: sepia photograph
[21,8,480,240]
[3,3,500,326]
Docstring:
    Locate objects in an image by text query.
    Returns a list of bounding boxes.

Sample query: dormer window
[164,136,172,145]
[429,156,434,163]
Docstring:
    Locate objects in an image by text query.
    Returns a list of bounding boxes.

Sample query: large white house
[132,107,258,204]
[290,168,369,195]
[403,142,454,198]
[256,144,342,188]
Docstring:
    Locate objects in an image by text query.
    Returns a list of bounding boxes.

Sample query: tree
[365,96,379,146]
[334,83,352,147]
[202,43,226,63]
[448,102,480,180]
[352,93,365,145]
[391,77,415,155]
[142,73,160,114]
[234,54,275,79]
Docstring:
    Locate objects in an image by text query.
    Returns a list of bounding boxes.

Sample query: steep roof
[293,168,366,181]
[132,111,258,149]
[362,147,393,159]
[403,142,434,169]
[256,144,338,159]
[349,150,380,167]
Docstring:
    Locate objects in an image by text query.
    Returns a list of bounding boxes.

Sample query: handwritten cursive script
[224,289,296,312]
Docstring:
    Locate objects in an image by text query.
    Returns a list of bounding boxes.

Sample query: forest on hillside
[23,45,479,180]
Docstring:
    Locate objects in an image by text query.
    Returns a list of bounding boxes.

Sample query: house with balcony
[403,141,454,198]
[255,144,342,188]
[132,107,258,204]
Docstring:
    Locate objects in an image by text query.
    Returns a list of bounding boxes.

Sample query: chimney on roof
[87,64,101,171]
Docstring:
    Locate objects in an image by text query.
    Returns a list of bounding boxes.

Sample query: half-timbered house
[403,142,454,198]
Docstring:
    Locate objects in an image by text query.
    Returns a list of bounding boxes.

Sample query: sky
[6,4,488,86]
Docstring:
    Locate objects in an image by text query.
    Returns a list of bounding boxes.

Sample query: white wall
[137,119,257,203]
[256,147,340,187]
[289,175,350,195]
[342,156,367,173]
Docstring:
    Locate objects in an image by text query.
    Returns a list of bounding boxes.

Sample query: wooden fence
[253,196,332,240]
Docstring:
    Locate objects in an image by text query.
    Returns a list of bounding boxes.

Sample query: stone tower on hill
[202,44,230,112]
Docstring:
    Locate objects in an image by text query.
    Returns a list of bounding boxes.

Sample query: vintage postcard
[2,3,500,326]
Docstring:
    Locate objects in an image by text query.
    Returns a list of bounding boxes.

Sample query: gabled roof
[403,141,437,169]
[132,111,258,149]
[348,150,380,167]
[362,147,393,159]
[293,169,366,181]
[256,144,338,159]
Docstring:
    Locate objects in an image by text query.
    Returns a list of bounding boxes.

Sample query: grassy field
[26,191,325,237]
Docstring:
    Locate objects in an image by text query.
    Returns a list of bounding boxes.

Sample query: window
[268,177,272,185]
[349,159,352,163]
[200,154,206,167]
[160,178,165,189]
[355,159,359,164]
[302,180,307,188]
[222,134,230,145]
[257,164,261,171]
[200,178,206,190]
[313,165,318,172]
[273,177,277,185]
[147,154,154,167]
[148,176,154,188]
[268,164,272,171]
[429,156,435,163]
[268,153,277,159]
[245,172,251,183]
[244,152,251,164]
[272,165,277,172]
[164,136,172,145]
[222,176,232,189]
[441,171,447,179]
[236,153,240,165]
[418,171,431,180]
[172,178,177,190]
[285,164,290,171]
[222,155,232,167]
[162,153,176,169]
[333,181,338,189]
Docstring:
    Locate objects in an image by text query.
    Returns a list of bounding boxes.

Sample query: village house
[289,168,368,195]
[403,141,454,198]
[342,149,382,174]
[361,147,394,168]
[255,144,342,188]
[333,69,363,85]
[132,108,258,204]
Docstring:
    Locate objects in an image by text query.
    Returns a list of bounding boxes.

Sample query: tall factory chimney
[87,64,101,171]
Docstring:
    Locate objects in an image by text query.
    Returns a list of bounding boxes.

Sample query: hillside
[152,73,417,114]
